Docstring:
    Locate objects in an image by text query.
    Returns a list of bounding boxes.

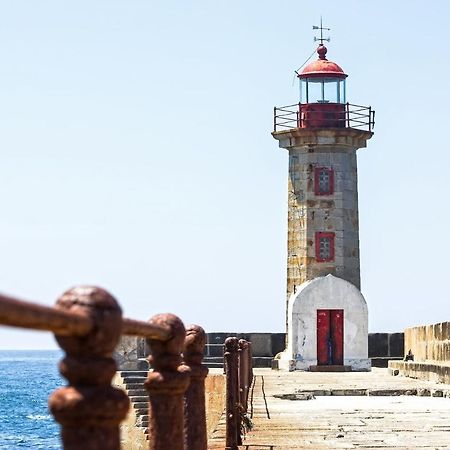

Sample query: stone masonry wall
[404,321,450,362]
[273,128,373,332]
[287,147,360,303]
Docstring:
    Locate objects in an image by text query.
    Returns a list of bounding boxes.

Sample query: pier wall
[389,321,450,384]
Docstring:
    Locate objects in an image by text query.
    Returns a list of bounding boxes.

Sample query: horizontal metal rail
[0,293,171,341]
[122,317,171,340]
[0,293,94,336]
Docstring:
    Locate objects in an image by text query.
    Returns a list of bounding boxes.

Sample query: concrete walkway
[209,368,450,449]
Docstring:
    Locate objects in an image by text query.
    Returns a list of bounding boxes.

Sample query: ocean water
[0,350,64,449]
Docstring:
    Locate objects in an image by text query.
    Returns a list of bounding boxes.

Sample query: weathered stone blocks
[404,321,450,362]
[284,144,363,305]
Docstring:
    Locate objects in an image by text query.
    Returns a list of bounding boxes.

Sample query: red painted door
[317,309,344,365]
[317,310,330,365]
[330,310,344,365]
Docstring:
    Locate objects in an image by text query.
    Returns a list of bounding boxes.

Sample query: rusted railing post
[248,341,254,391]
[145,313,190,450]
[183,325,208,450]
[225,337,239,450]
[238,339,250,413]
[48,286,130,450]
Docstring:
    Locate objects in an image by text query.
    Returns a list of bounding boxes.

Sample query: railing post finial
[145,313,191,450]
[184,324,209,450]
[49,286,129,450]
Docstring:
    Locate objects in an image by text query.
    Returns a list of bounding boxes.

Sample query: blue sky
[1,1,449,348]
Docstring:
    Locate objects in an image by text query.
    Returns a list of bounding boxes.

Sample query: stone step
[122,374,146,380]
[127,389,147,396]
[136,415,149,426]
[118,371,151,433]
[123,377,147,384]
[132,401,148,409]
[129,396,148,403]
[120,371,148,377]
[124,383,146,390]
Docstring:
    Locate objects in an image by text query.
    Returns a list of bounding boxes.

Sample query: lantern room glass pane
[323,80,338,103]
[300,77,346,104]
[339,79,346,103]
[304,78,322,103]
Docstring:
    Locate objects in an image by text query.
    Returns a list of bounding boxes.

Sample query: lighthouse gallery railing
[273,102,375,132]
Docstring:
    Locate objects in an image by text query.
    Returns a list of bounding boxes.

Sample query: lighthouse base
[309,365,352,372]
[279,274,371,372]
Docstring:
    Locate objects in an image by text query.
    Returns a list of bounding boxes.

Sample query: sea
[0,350,64,449]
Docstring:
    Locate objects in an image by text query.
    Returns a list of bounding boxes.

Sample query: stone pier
[209,368,450,449]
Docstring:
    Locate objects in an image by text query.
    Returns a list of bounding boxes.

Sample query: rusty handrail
[238,339,252,413]
[225,337,239,450]
[0,293,172,341]
[224,337,254,450]
[145,313,191,450]
[48,286,130,449]
[0,293,94,336]
[184,325,209,450]
[0,286,209,450]
[122,317,171,340]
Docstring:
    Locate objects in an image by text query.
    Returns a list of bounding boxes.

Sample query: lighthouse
[273,26,374,371]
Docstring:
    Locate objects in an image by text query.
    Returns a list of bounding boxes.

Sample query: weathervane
[313,17,330,45]
[293,18,332,77]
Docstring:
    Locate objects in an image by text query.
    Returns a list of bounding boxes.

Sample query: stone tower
[273,39,374,371]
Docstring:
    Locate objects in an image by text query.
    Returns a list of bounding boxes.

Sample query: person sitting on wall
[404,349,414,362]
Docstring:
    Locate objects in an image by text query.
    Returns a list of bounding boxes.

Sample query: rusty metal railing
[0,286,208,450]
[273,102,375,132]
[224,337,254,450]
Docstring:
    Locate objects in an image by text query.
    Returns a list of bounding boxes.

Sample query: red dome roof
[299,45,347,79]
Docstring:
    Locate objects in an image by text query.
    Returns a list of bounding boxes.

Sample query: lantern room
[299,45,347,104]
[297,45,347,128]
